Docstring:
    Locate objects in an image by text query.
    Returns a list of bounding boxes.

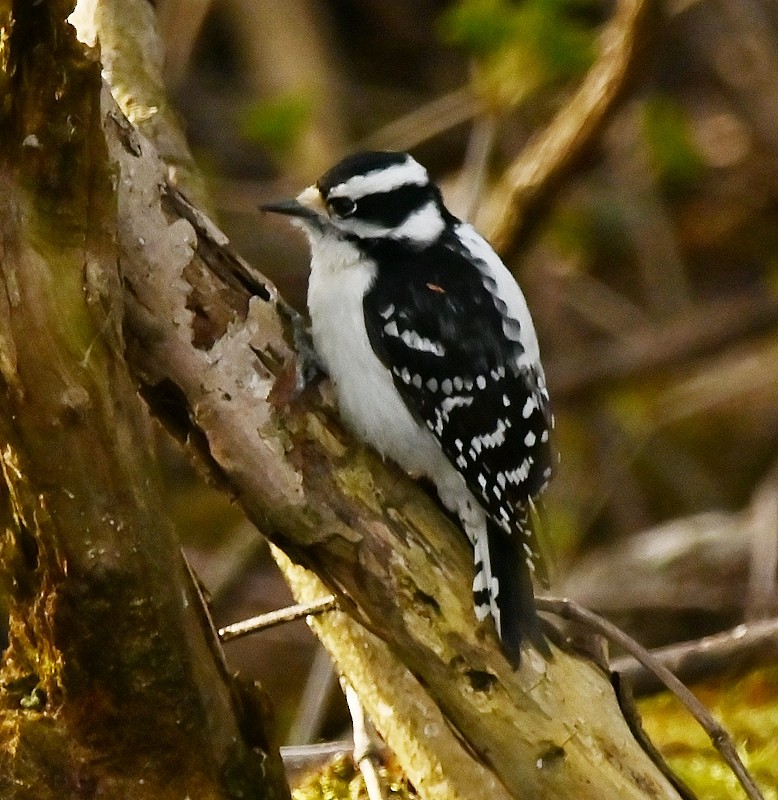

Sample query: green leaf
[239,91,313,155]
[642,96,705,193]
[439,0,521,58]
[439,0,598,108]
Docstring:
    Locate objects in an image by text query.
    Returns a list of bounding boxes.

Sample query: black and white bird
[263,151,554,663]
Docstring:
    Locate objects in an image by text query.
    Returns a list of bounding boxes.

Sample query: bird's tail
[472,515,550,666]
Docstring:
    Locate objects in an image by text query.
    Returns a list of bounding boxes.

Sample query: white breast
[305,234,459,487]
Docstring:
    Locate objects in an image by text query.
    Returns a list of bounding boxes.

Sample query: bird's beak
[261,185,325,219]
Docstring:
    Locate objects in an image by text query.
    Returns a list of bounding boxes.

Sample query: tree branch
[0,4,287,796]
[482,0,656,257]
[611,618,778,695]
[108,92,681,798]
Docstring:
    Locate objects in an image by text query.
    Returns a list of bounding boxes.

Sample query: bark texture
[0,4,288,798]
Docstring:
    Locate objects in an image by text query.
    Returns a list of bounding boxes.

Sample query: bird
[263,150,554,664]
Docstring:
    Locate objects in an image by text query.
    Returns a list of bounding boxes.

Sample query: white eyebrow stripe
[330,158,428,200]
[331,200,444,245]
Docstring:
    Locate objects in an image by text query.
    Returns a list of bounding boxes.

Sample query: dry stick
[218,595,337,643]
[360,87,483,152]
[552,287,778,398]
[611,618,778,694]
[222,595,770,797]
[343,680,389,800]
[457,113,499,223]
[537,597,765,800]
[221,600,388,799]
[484,0,654,256]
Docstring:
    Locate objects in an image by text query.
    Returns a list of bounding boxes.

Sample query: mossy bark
[0,3,288,797]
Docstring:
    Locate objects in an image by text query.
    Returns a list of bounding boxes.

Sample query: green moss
[640,665,778,800]
[292,753,418,800]
[333,451,384,517]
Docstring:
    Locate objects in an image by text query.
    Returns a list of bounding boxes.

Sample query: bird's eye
[328,196,357,218]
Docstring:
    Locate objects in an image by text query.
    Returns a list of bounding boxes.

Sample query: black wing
[362,235,554,535]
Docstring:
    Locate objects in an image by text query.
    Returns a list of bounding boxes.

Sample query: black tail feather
[487,517,550,666]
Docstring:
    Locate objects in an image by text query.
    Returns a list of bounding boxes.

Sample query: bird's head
[262,151,451,250]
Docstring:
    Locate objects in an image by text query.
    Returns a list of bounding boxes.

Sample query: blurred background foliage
[121,0,778,792]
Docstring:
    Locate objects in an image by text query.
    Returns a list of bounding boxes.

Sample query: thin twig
[280,739,353,774]
[457,113,499,222]
[343,680,388,800]
[538,596,766,800]
[218,595,337,643]
[611,617,778,695]
[483,0,655,257]
[359,87,484,152]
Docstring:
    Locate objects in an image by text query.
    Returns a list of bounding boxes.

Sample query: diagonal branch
[107,92,681,798]
[482,0,656,257]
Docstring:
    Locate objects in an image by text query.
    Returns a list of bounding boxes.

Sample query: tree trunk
[0,4,288,798]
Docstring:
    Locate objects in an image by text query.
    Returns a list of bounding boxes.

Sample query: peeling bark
[0,4,288,798]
